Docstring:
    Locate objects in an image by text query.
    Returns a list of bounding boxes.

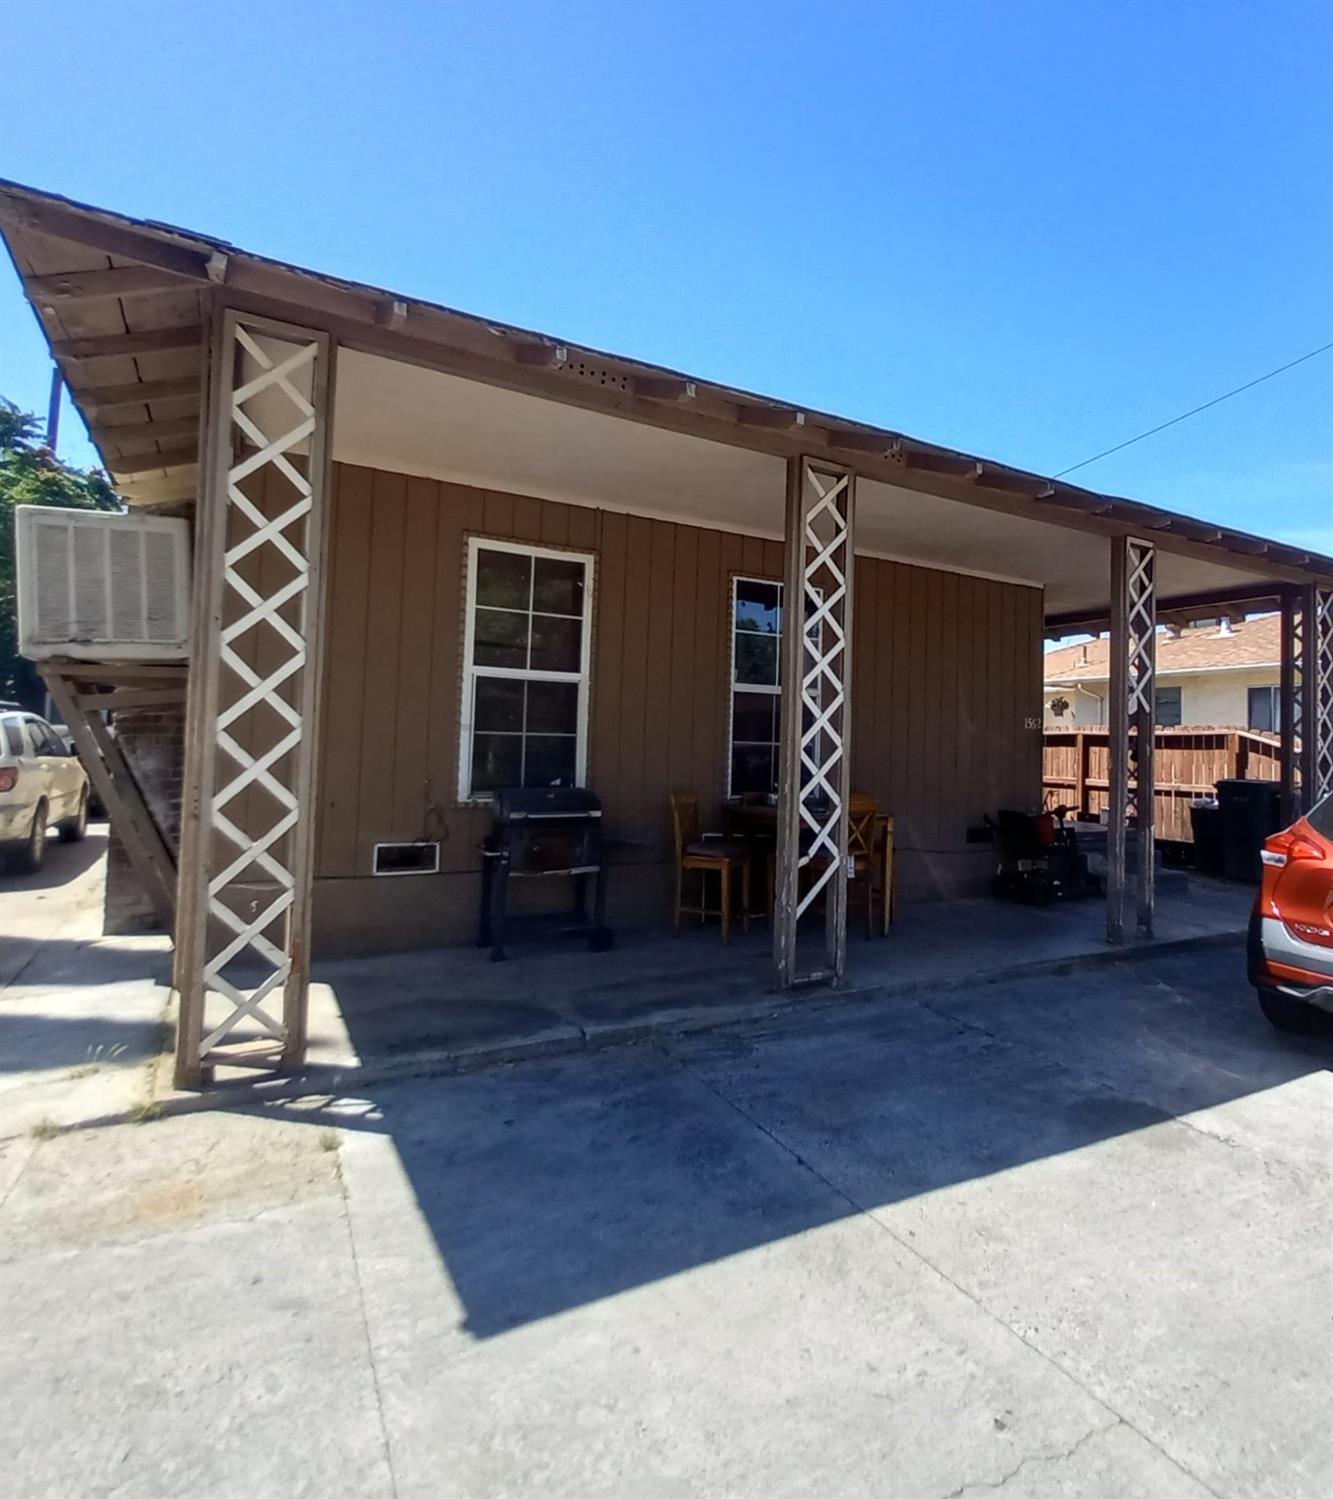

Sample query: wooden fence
[1042,727,1281,842]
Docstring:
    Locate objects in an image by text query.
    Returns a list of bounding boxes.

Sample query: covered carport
[1,176,1330,1090]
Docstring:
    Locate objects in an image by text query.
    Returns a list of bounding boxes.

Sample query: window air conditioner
[15,506,191,661]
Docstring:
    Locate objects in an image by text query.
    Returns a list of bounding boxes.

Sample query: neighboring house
[1044,614,1281,730]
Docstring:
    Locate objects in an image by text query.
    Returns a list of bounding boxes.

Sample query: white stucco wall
[1045,667,1279,728]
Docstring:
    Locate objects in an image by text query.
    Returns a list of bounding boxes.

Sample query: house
[1045,613,1283,730]
[1,177,1330,1089]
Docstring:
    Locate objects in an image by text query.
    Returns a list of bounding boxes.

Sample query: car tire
[15,801,48,874]
[1257,987,1331,1036]
[59,788,89,843]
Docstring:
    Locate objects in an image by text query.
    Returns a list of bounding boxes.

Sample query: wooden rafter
[52,325,205,361]
[79,376,201,413]
[106,446,199,477]
[28,266,202,303]
[104,416,201,451]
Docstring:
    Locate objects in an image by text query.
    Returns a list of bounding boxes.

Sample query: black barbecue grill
[478,786,612,961]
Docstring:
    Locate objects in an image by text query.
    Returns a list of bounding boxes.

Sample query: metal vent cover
[16,506,191,660]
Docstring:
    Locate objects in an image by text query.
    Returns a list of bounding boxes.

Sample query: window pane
[471,733,523,793]
[474,677,524,732]
[1247,686,1275,733]
[1154,687,1182,727]
[532,557,585,616]
[530,614,582,672]
[475,548,531,609]
[474,608,529,667]
[732,690,777,745]
[735,579,781,635]
[524,734,577,788]
[731,745,775,797]
[735,631,778,686]
[527,680,579,734]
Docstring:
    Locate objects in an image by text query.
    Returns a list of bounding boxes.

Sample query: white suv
[0,710,90,873]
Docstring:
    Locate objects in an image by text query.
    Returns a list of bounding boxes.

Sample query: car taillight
[0,767,17,793]
[1261,831,1324,868]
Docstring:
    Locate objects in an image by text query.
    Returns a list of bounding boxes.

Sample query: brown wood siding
[314,463,1044,950]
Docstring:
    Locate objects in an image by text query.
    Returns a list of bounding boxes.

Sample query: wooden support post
[1074,730,1088,816]
[173,307,334,1089]
[774,455,856,989]
[1313,586,1333,806]
[1107,535,1156,943]
[41,666,177,931]
[1279,587,1304,820]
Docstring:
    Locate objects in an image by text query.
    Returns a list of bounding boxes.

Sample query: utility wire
[1053,338,1333,477]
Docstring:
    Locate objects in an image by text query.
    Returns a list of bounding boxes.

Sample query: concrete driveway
[2,943,1329,1498]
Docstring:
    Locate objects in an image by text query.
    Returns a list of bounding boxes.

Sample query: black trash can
[1189,802,1224,877]
[1214,779,1282,883]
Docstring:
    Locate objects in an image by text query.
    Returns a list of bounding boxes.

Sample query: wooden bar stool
[670,791,752,942]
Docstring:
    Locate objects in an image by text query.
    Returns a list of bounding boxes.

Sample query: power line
[1053,338,1333,478]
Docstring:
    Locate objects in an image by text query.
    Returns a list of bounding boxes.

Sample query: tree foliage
[1,398,122,706]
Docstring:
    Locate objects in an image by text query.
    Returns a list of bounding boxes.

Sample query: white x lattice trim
[195,324,322,1057]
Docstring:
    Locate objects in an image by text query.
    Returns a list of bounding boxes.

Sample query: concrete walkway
[0,825,172,1141]
[2,942,1328,1497]
[288,877,1255,1084]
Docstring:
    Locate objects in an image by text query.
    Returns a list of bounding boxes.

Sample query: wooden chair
[846,794,881,937]
[670,792,752,943]
[805,794,896,936]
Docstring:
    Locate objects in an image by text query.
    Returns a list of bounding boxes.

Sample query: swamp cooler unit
[15,505,191,661]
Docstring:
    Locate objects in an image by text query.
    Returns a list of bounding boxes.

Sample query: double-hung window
[728,576,786,796]
[460,539,594,800]
[1248,685,1280,733]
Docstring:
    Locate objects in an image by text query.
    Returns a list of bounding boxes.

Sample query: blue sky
[2,0,1330,552]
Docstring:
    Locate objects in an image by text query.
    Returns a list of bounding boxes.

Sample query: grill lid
[492,786,602,823]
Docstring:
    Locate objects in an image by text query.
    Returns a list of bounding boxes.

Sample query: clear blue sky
[2,0,1330,551]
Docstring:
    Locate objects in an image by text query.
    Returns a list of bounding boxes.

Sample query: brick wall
[103,705,185,935]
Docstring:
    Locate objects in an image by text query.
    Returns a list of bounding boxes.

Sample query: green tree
[1,398,122,707]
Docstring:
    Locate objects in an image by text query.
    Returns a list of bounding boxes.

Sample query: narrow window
[1247,685,1279,733]
[727,577,783,797]
[459,539,594,800]
[1154,686,1182,727]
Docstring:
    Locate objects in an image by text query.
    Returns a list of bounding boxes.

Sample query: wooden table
[721,801,895,933]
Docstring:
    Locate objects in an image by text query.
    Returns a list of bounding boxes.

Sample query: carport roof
[2,174,1329,619]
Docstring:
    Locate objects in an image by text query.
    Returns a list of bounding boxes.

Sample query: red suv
[1249,790,1333,1034]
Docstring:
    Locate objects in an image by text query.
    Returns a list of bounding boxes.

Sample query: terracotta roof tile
[1044,612,1280,683]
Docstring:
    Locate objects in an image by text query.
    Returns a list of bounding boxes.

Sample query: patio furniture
[726,795,896,933]
[670,791,752,942]
[479,786,611,962]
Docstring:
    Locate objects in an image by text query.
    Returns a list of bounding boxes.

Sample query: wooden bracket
[40,666,178,935]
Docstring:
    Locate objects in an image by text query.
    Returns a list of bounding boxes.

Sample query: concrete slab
[285,879,1253,1087]
[0,825,172,1139]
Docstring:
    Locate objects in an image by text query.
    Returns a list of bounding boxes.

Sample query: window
[460,539,594,800]
[729,577,784,796]
[24,720,60,756]
[1154,687,1182,727]
[1,718,22,756]
[1248,685,1280,733]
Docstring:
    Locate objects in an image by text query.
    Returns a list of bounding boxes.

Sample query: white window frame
[726,574,786,798]
[459,536,596,802]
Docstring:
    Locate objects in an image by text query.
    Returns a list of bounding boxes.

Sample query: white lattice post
[1312,585,1333,807]
[1279,586,1305,822]
[774,456,856,989]
[1107,535,1155,943]
[174,309,335,1088]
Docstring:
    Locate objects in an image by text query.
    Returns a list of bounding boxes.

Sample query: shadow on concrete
[0,1008,166,1075]
[1,935,173,991]
[0,825,109,892]
[252,939,1329,1340]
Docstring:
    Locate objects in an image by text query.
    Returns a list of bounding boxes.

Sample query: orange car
[1249,791,1333,1034]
